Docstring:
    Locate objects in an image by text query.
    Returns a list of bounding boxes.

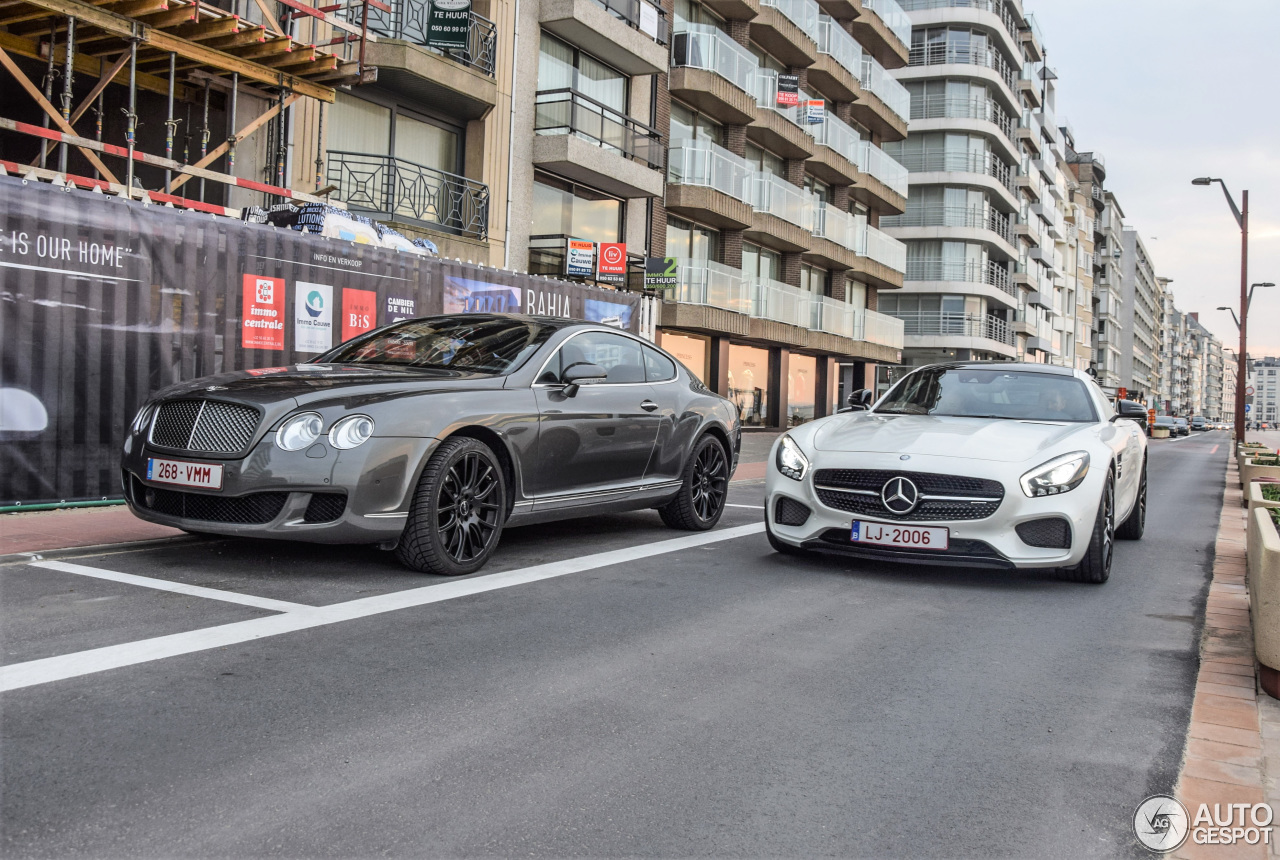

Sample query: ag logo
[1133,795,1189,853]
[880,476,919,515]
[305,290,325,318]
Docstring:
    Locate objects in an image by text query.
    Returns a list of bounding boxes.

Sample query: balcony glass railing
[882,205,1012,244]
[909,95,1017,141]
[811,111,861,166]
[751,72,817,132]
[667,140,753,203]
[816,14,862,82]
[858,142,909,197]
[813,203,861,252]
[365,3,496,75]
[760,0,820,44]
[327,151,489,239]
[907,43,1018,92]
[897,0,1017,46]
[860,55,910,122]
[887,149,1016,194]
[534,89,664,169]
[751,276,813,328]
[671,24,757,95]
[749,172,817,231]
[864,307,906,348]
[859,0,911,46]
[890,311,1015,346]
[902,259,1017,297]
[672,259,752,315]
[590,0,671,45]
[864,224,907,272]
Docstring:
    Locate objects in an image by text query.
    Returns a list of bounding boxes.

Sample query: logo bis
[256,278,274,304]
[306,290,325,318]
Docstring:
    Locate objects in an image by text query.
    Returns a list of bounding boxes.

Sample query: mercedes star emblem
[881,476,920,515]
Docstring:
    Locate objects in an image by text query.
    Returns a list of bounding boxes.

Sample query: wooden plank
[135,4,197,26]
[168,15,240,40]
[15,0,335,101]
[0,46,120,182]
[0,28,183,96]
[103,0,168,16]
[204,25,267,49]
[235,35,292,59]
[267,52,334,75]
[258,43,311,65]
[166,91,299,191]
[250,0,285,36]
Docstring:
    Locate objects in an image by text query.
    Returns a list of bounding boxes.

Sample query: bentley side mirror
[561,362,608,396]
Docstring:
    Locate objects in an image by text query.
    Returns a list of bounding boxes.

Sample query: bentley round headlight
[276,412,323,451]
[776,435,810,481]
[329,415,375,450]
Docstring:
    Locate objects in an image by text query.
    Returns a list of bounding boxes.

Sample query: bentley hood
[810,413,1090,464]
[153,364,504,407]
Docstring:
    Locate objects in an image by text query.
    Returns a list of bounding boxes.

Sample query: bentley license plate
[147,458,224,490]
[851,521,949,550]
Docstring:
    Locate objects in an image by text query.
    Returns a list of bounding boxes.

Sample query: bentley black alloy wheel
[660,435,729,531]
[397,437,506,575]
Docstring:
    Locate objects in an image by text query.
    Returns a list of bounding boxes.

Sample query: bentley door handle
[640,400,659,412]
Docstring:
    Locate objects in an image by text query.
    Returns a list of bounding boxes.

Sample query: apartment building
[1253,357,1280,426]
[1223,353,1237,425]
[1116,228,1161,402]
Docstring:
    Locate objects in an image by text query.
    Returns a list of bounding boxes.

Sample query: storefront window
[728,344,770,426]
[788,354,816,425]
[659,332,708,383]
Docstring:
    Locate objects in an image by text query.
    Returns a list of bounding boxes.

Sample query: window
[532,174,622,245]
[561,332,647,383]
[788,353,817,425]
[744,143,785,179]
[728,344,770,426]
[659,332,708,382]
[804,175,830,206]
[670,102,723,146]
[538,33,628,113]
[325,317,555,375]
[800,263,828,296]
[328,92,461,176]
[644,346,678,382]
[674,0,725,30]
[667,217,720,262]
[743,242,781,282]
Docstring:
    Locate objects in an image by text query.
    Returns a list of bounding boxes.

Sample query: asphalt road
[1,430,1230,858]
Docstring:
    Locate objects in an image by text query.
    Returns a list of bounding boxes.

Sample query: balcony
[855,142,909,207]
[850,55,910,140]
[753,0,820,67]
[328,151,489,240]
[809,14,862,102]
[666,140,755,229]
[670,26,759,125]
[851,0,910,68]
[809,111,863,186]
[362,6,498,120]
[540,0,671,74]
[748,173,817,250]
[904,43,1019,107]
[807,203,862,269]
[908,94,1019,161]
[752,275,814,328]
[897,0,1022,61]
[891,311,1017,350]
[748,73,816,159]
[846,223,907,291]
[889,149,1018,203]
[901,259,1018,301]
[533,90,666,198]
[882,204,1013,251]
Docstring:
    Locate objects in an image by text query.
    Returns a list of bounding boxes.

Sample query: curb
[0,535,201,566]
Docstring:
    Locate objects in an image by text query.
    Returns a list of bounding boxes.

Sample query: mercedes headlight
[776,435,810,481]
[329,415,375,450]
[1020,451,1090,498]
[275,412,323,451]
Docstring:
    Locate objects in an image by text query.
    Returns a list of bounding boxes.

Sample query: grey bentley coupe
[121,314,741,575]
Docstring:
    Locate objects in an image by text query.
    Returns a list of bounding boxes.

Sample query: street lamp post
[1193,177,1249,439]
[1219,281,1275,428]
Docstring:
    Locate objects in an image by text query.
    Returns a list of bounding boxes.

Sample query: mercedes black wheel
[1062,469,1114,584]
[1116,458,1147,540]
[397,437,506,576]
[659,435,729,531]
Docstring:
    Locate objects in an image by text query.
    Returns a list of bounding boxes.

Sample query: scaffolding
[0,0,380,210]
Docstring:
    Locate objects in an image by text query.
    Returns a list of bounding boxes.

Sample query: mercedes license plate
[851,520,949,551]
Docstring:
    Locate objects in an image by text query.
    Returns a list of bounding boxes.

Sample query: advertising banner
[644,256,679,289]
[805,99,825,124]
[597,242,626,285]
[426,0,472,49]
[294,282,334,353]
[0,177,644,506]
[776,74,800,106]
[565,239,595,277]
[242,275,286,350]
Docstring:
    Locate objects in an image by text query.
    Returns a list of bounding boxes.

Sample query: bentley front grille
[150,399,261,455]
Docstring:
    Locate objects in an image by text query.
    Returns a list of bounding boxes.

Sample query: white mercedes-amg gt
[765,362,1148,583]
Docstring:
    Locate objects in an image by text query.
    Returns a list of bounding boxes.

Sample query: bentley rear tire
[396,437,506,576]
[659,435,729,531]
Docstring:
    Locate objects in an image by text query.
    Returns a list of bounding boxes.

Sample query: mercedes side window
[562,332,647,384]
[643,347,677,383]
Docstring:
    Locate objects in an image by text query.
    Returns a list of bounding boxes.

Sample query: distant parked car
[1191,416,1207,431]
[1153,416,1176,436]
[1173,418,1189,436]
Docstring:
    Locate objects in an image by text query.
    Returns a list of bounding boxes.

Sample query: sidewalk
[1,434,782,558]
[1172,453,1280,859]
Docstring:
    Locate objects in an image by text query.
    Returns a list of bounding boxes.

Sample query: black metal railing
[534,89,665,170]
[365,2,497,76]
[327,151,489,240]
[591,0,671,45]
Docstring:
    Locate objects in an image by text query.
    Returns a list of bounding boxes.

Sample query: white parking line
[30,560,308,614]
[1,522,766,692]
[726,504,764,510]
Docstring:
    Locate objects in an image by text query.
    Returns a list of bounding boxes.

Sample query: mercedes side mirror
[561,362,608,396]
[1112,400,1147,421]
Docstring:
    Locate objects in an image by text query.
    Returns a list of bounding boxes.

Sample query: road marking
[1,523,766,692]
[727,504,764,510]
[29,560,309,614]
[1210,445,1219,454]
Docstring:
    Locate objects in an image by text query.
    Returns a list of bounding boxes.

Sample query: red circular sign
[602,245,624,266]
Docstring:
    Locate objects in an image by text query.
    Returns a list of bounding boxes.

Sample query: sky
[1026,0,1280,359]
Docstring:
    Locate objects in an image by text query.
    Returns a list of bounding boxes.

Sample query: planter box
[1247,505,1280,698]
[1247,481,1280,519]
[1152,427,1170,439]
[1241,458,1280,488]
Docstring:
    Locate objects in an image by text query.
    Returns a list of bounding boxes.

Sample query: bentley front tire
[659,435,729,531]
[1062,469,1114,584]
[397,437,507,576]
